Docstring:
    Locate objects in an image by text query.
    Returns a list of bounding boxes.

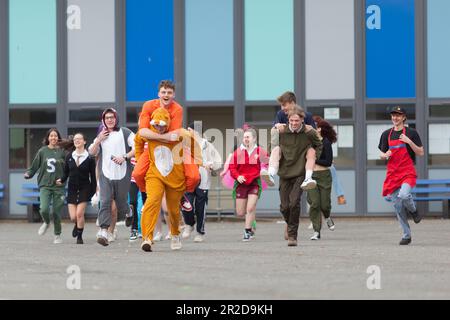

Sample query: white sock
[305,170,313,180]
[268,166,277,176]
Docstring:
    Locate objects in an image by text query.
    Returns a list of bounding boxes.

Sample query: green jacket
[276,126,323,179]
[26,146,66,188]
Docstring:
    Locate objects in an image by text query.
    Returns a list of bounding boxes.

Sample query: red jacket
[229,145,269,185]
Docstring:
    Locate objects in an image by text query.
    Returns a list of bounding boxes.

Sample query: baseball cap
[390,106,406,115]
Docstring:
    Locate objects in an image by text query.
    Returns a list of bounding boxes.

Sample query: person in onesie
[132,80,192,211]
[139,107,202,252]
[88,108,135,246]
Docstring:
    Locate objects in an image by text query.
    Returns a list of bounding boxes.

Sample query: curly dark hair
[314,117,337,144]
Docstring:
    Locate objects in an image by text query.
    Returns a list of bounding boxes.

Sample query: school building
[0,0,449,218]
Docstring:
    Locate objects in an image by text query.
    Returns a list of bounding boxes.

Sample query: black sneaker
[399,238,412,245]
[77,237,84,244]
[129,229,138,242]
[242,231,252,242]
[72,224,78,238]
[408,209,422,224]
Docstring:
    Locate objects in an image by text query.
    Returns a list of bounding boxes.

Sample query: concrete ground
[0,217,450,300]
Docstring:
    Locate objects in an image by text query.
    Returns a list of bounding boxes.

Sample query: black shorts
[67,184,93,205]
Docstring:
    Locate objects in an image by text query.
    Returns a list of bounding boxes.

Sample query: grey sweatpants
[98,174,131,229]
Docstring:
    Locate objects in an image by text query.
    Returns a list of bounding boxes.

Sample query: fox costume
[138,108,202,250]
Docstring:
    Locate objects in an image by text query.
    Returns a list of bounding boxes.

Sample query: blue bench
[17,183,41,222]
[412,179,450,219]
[17,183,70,205]
[16,183,40,206]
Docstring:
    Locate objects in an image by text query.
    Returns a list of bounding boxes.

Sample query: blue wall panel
[9,0,57,104]
[126,0,174,102]
[185,0,234,101]
[428,0,450,98]
[366,0,415,98]
[245,0,294,101]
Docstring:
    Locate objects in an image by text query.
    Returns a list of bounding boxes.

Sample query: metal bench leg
[443,200,449,219]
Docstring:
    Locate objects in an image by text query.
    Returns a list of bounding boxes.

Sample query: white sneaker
[53,235,63,244]
[301,178,317,190]
[180,195,193,212]
[153,231,163,242]
[310,232,320,240]
[307,222,313,230]
[260,169,275,187]
[182,225,194,239]
[165,232,172,240]
[194,233,205,243]
[107,231,115,243]
[38,222,49,236]
[326,217,335,231]
[96,229,109,246]
[170,235,182,250]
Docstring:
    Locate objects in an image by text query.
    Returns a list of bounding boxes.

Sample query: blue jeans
[330,164,345,197]
[385,183,416,240]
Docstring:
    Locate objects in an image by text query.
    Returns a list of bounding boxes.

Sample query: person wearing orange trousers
[132,80,183,192]
[139,107,202,252]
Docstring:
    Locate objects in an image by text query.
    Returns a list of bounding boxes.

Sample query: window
[333,125,354,167]
[9,128,49,169]
[10,109,56,125]
[366,104,415,121]
[126,107,140,125]
[245,106,278,123]
[69,109,104,122]
[306,106,353,120]
[428,123,450,166]
[429,103,450,118]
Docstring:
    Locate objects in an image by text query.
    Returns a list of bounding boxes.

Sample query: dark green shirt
[26,146,66,188]
[277,126,323,179]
